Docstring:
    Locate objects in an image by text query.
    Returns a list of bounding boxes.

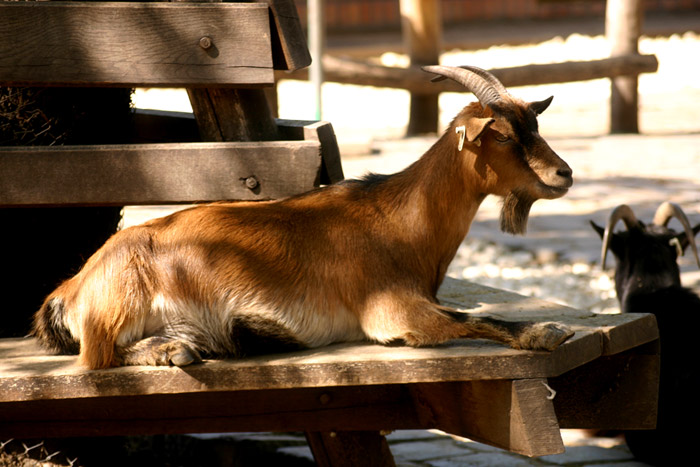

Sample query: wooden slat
[127,111,345,184]
[280,54,659,94]
[0,2,274,87]
[0,141,321,206]
[0,279,659,402]
[259,0,313,71]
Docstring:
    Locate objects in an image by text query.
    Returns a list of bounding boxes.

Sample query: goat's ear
[465,117,495,144]
[529,96,554,115]
[590,220,605,239]
[675,223,700,251]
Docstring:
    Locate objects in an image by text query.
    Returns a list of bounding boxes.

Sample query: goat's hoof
[164,341,202,367]
[518,322,574,351]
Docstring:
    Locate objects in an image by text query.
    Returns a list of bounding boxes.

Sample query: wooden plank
[0,384,424,438]
[606,0,644,133]
[0,141,321,206]
[127,111,343,184]
[411,379,564,457]
[0,279,659,402]
[280,54,659,94]
[400,0,442,135]
[277,119,345,184]
[0,2,273,87]
[254,0,312,71]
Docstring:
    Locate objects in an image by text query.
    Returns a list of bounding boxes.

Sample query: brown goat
[33,66,575,369]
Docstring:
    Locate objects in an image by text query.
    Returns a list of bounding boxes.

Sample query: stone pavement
[193,429,648,466]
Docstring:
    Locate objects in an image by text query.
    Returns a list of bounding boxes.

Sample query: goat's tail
[32,287,80,356]
[33,274,129,369]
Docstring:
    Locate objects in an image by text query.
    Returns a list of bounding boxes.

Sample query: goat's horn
[422,65,507,108]
[653,202,700,268]
[601,205,640,269]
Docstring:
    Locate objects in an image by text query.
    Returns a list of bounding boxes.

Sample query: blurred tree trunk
[0,85,132,337]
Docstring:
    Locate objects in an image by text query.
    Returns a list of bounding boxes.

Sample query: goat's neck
[380,132,485,291]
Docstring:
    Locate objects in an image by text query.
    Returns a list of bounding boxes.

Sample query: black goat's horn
[653,202,700,268]
[422,65,507,108]
[601,205,640,269]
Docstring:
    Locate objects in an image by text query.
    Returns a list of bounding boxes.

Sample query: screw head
[199,36,213,50]
[245,176,259,190]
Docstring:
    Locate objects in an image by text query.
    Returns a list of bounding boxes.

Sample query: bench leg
[305,430,396,467]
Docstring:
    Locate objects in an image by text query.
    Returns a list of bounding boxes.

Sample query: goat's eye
[495,133,509,143]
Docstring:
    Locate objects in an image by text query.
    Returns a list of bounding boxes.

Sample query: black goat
[591,202,700,465]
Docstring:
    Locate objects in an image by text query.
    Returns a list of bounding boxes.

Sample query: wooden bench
[0,278,659,464]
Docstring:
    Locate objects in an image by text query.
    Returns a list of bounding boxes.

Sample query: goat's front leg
[361,298,573,351]
[437,307,574,351]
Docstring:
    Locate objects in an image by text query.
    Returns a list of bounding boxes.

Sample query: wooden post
[606,0,644,133]
[400,0,442,135]
[306,431,396,467]
[308,0,325,120]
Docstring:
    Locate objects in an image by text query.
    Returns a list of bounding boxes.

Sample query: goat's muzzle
[536,159,573,199]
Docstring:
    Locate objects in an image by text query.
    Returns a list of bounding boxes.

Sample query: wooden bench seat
[0,278,659,463]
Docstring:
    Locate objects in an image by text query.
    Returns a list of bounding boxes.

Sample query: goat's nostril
[557,167,573,179]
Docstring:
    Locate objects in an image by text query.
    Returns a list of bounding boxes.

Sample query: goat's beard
[500,191,535,235]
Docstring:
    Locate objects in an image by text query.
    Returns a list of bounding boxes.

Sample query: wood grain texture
[187,88,281,142]
[0,141,321,206]
[258,0,312,71]
[0,2,274,87]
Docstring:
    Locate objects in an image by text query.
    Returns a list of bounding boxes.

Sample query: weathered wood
[400,0,442,135]
[277,119,345,184]
[128,111,344,184]
[0,141,321,206]
[187,88,281,142]
[279,54,659,94]
[306,431,396,467]
[0,384,423,438]
[254,0,312,71]
[411,379,564,457]
[551,342,659,430]
[0,2,274,87]
[606,0,644,133]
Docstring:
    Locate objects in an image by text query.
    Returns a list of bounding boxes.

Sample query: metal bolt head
[199,36,213,50]
[245,176,259,190]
